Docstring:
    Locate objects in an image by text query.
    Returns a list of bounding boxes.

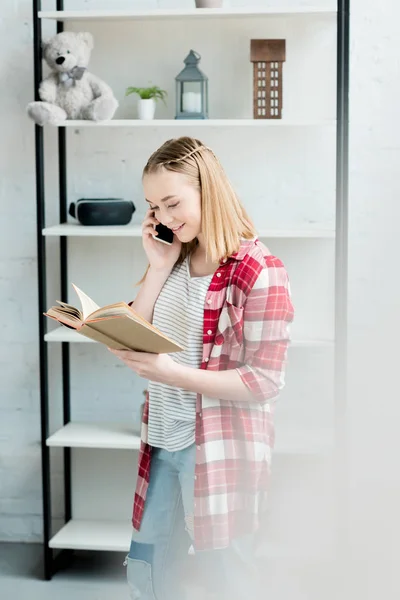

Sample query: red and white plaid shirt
[132,238,294,550]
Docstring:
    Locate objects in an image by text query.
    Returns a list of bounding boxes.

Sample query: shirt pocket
[215,301,244,347]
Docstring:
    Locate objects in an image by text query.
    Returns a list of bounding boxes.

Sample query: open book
[44,284,184,354]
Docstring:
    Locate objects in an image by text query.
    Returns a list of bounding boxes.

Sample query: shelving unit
[43,416,333,557]
[32,0,349,581]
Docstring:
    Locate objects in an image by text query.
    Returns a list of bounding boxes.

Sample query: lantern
[250,39,286,119]
[175,50,209,120]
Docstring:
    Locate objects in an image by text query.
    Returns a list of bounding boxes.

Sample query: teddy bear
[27,31,118,126]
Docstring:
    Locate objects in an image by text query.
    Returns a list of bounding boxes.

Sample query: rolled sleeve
[236,258,294,403]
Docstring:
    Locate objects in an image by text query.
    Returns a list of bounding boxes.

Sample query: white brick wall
[1,3,399,590]
[0,0,42,542]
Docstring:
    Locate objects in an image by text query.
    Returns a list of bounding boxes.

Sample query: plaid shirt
[132,238,294,550]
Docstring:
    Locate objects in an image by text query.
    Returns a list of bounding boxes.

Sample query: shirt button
[207,329,212,335]
[216,272,221,278]
[204,357,209,362]
[194,475,197,480]
[197,445,201,450]
[207,298,212,304]
[222,258,227,263]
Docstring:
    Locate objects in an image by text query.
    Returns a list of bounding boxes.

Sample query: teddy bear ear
[78,32,94,50]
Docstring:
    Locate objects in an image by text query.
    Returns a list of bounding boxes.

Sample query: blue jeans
[125,444,261,600]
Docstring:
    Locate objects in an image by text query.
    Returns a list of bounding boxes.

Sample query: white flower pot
[195,0,223,7]
[138,98,156,120]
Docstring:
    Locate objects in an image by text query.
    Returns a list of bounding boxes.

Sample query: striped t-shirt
[147,256,213,451]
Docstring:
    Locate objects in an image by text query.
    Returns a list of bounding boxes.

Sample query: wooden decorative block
[250,39,286,120]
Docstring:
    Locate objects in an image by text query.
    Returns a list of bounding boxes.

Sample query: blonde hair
[138,137,256,284]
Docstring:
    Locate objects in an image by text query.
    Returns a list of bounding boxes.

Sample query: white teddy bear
[27,31,118,125]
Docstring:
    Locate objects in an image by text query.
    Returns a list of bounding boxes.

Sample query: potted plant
[125,85,167,120]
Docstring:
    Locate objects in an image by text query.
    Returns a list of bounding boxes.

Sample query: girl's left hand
[108,349,179,385]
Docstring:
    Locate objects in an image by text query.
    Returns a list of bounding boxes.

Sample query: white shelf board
[42,222,335,238]
[44,326,333,348]
[45,327,89,343]
[39,7,337,22]
[46,421,332,456]
[42,223,142,237]
[50,118,335,128]
[49,518,334,558]
[49,519,131,552]
[46,422,141,449]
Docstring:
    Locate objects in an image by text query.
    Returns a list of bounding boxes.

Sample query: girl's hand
[109,348,180,385]
[141,208,182,273]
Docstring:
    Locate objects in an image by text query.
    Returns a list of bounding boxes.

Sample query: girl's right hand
[141,209,182,273]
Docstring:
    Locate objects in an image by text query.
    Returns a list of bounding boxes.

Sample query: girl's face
[143,169,202,244]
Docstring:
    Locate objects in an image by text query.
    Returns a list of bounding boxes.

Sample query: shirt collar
[219,237,258,265]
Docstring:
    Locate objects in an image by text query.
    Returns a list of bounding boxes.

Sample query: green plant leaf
[125,85,168,104]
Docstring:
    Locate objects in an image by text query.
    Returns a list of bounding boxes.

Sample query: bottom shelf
[49,518,334,562]
[49,519,132,552]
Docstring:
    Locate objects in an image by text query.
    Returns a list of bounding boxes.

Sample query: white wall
[1,0,399,593]
[346,0,400,597]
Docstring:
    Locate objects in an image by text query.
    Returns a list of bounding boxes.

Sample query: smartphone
[152,222,174,245]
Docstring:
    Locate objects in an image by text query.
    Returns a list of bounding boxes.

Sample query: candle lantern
[250,39,286,119]
[175,50,208,119]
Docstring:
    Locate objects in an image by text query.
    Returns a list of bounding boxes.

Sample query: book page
[55,301,82,320]
[44,307,81,329]
[88,302,135,320]
[72,284,101,320]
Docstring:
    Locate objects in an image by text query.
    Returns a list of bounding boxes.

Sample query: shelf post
[335,0,350,581]
[32,0,53,580]
[56,0,72,530]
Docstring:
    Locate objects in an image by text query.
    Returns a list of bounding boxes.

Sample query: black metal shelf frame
[33,0,70,580]
[32,0,350,580]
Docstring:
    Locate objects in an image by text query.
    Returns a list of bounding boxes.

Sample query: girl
[109,136,294,600]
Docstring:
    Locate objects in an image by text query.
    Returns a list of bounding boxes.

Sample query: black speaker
[69,198,136,226]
